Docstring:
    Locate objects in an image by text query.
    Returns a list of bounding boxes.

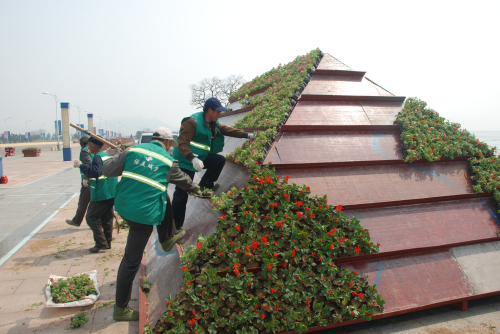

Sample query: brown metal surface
[264,130,403,165]
[345,198,500,253]
[317,54,353,71]
[342,250,474,313]
[302,76,389,97]
[299,94,406,102]
[276,160,474,207]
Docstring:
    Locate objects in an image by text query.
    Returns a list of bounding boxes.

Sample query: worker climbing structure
[140,49,500,333]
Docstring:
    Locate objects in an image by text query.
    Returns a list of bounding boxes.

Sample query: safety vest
[172,111,225,171]
[88,151,118,202]
[114,141,174,225]
[80,146,94,185]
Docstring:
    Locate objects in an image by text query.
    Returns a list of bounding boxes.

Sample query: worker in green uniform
[74,136,118,253]
[67,136,94,227]
[172,97,256,229]
[101,127,199,321]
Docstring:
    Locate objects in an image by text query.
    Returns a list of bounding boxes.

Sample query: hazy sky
[1,0,499,135]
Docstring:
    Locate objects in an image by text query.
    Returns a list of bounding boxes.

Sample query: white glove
[192,157,204,172]
[248,133,256,140]
[73,160,82,168]
[82,179,89,187]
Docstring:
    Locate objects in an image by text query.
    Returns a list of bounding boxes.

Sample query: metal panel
[264,131,403,165]
[452,241,500,294]
[317,54,353,71]
[302,76,382,97]
[342,251,474,313]
[276,161,474,206]
[345,198,500,253]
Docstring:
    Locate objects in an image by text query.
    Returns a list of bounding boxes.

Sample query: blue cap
[203,97,228,112]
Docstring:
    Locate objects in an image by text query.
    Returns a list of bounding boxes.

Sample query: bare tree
[190,75,246,109]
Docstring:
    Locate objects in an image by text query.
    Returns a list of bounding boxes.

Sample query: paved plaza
[0,142,500,333]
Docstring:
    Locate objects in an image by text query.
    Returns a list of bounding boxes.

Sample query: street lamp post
[4,116,12,144]
[25,120,31,143]
[70,104,82,137]
[42,92,60,150]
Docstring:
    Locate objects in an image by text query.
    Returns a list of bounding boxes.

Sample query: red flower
[270,288,277,293]
[284,175,290,181]
[284,193,289,200]
[354,245,361,253]
[296,212,304,219]
[235,225,241,232]
[295,201,303,208]
[335,204,343,212]
[219,215,226,220]
[182,265,188,271]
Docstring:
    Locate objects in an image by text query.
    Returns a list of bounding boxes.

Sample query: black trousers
[172,153,225,228]
[72,185,91,226]
[115,195,176,308]
[86,198,114,248]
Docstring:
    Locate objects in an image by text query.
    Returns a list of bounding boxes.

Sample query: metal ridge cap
[299,94,406,102]
[280,124,401,132]
[324,53,354,71]
[270,155,475,169]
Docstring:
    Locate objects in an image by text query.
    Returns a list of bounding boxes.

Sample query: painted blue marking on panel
[374,261,383,286]
[480,199,500,227]
[371,132,391,159]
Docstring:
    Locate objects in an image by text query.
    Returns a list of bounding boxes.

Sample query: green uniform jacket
[172,111,224,172]
[88,151,118,201]
[114,141,174,225]
[80,145,94,185]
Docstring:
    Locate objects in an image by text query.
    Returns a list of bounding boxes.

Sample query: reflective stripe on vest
[190,141,210,151]
[89,176,108,181]
[129,147,173,166]
[122,171,166,192]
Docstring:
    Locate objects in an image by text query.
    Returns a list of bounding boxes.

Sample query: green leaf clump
[146,166,384,334]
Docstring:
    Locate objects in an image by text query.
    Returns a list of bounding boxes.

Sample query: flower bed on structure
[144,50,385,334]
[227,49,321,166]
[397,97,500,211]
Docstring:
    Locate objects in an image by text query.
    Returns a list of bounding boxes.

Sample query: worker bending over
[67,136,93,227]
[172,97,255,229]
[74,136,118,253]
[102,127,199,321]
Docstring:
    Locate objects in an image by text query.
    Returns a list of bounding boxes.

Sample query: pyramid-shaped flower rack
[143,50,386,334]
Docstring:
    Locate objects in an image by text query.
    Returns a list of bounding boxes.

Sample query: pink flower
[66,295,70,298]
[81,293,85,296]
[70,286,74,289]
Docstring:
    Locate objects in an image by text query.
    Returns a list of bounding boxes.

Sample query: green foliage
[397,97,500,211]
[47,274,97,304]
[396,97,496,162]
[70,311,89,328]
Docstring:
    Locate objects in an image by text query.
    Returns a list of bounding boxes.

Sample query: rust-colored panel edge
[299,94,406,102]
[281,125,401,132]
[313,69,366,77]
[220,106,254,118]
[138,254,148,334]
[278,290,500,334]
[342,192,493,211]
[270,155,482,169]
[228,85,270,103]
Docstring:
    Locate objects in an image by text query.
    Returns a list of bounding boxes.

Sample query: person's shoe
[175,228,184,235]
[65,219,79,227]
[89,245,110,253]
[161,230,186,252]
[113,305,139,321]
